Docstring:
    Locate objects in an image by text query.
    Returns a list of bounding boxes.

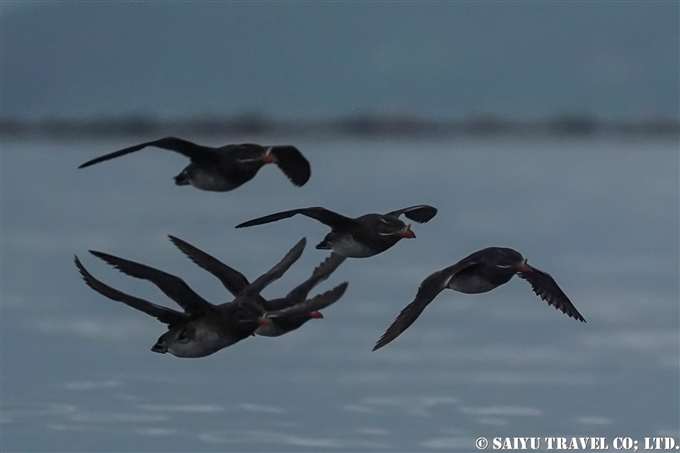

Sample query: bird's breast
[447,274,502,294]
[188,168,243,192]
[330,235,378,258]
[255,324,288,337]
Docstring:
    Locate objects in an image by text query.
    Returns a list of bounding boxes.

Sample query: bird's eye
[177,330,188,342]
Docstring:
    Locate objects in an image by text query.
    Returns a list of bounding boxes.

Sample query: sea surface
[2,136,678,452]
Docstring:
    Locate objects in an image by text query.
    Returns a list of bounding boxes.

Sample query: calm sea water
[2,137,678,452]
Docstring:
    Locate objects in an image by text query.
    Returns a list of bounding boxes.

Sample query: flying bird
[236,205,438,258]
[373,247,586,351]
[78,137,311,191]
[75,238,345,357]
[168,235,347,337]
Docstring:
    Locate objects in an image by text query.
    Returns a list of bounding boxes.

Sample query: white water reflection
[138,404,225,413]
[575,416,613,426]
[458,406,542,417]
[62,380,123,391]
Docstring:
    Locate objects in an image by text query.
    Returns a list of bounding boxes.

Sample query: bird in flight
[78,137,311,192]
[236,205,438,258]
[373,247,585,351]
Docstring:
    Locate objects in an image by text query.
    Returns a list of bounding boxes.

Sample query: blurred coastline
[3,113,678,141]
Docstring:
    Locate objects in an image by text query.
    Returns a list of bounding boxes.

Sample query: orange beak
[310,311,323,319]
[262,154,275,164]
[401,225,415,239]
[259,318,271,325]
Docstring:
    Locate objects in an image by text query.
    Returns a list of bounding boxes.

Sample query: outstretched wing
[265,253,346,310]
[385,205,438,224]
[88,250,216,316]
[286,253,347,304]
[78,137,217,168]
[373,261,472,351]
[234,238,307,306]
[518,265,586,322]
[167,235,267,307]
[235,207,357,230]
[269,145,311,187]
[75,256,189,327]
[268,282,348,318]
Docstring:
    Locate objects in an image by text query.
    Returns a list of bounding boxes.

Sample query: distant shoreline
[2,114,678,140]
